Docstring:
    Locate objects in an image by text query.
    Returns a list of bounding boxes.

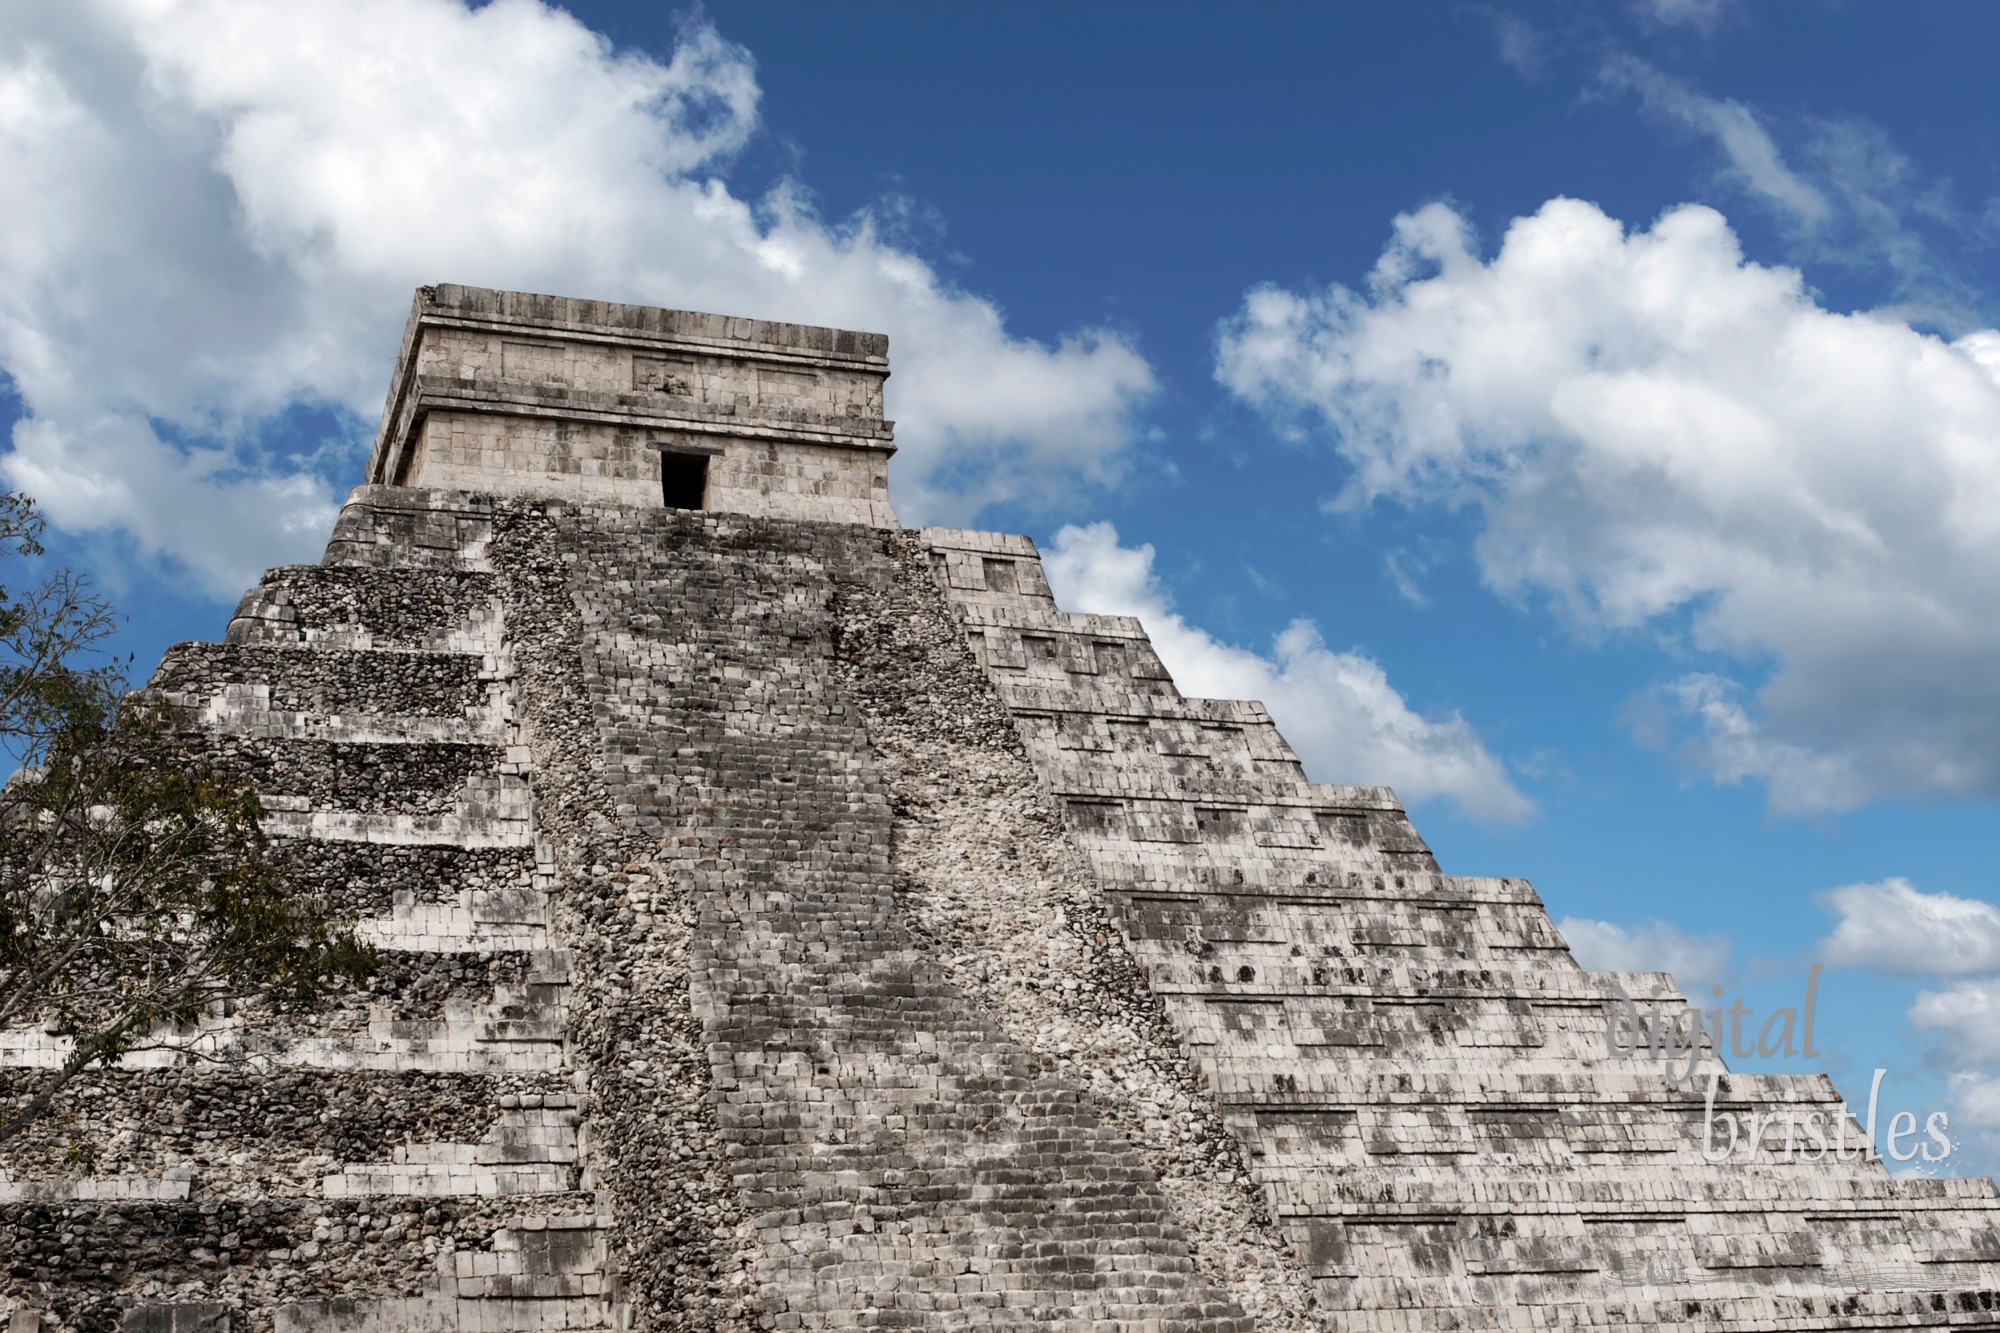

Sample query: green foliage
[0,493,372,1142]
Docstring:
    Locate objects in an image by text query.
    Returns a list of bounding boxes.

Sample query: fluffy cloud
[1470,9,1548,82]
[1806,878,2000,1169]
[1217,196,2000,812]
[1555,916,1730,991]
[1911,978,2000,1068]
[0,1,1154,596]
[1040,522,1531,823]
[1946,1073,2000,1140]
[1918,983,2000,1169]
[1818,878,2000,976]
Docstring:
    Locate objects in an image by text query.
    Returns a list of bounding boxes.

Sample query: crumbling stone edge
[830,529,1329,1331]
[491,501,761,1332]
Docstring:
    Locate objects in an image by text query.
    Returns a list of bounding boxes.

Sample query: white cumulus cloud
[1911,976,2000,1171]
[1556,916,1730,991]
[1040,521,1532,823]
[1818,878,2000,976]
[0,0,1155,596]
[1800,877,2000,1175]
[1217,195,2000,813]
[1911,978,2000,1069]
[1946,1073,2000,1140]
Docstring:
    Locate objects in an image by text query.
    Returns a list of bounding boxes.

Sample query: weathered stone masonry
[2,487,592,1333]
[558,506,1253,1330]
[4,285,2000,1331]
[919,524,2000,1330]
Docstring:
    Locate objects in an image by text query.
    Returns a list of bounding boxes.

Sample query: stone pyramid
[4,284,1998,1332]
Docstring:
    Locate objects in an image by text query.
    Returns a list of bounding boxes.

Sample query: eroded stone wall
[485,503,759,1332]
[0,488,602,1333]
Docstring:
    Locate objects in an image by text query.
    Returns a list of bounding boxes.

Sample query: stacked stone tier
[0,489,605,1333]
[920,525,2000,1329]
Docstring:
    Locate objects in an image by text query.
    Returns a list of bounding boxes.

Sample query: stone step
[356,889,553,953]
[1308,1276,2000,1330]
[1145,952,1619,997]
[272,839,537,921]
[275,1294,612,1333]
[1078,835,1437,877]
[0,1169,193,1203]
[1106,868,1547,902]
[1052,773,1417,818]
[1270,1159,1939,1207]
[1035,754,1325,799]
[247,1029,564,1076]
[0,1000,566,1075]
[152,643,500,723]
[181,736,517,817]
[1121,896,1567,952]
[1199,1063,1844,1105]
[320,485,496,571]
[260,806,533,848]
[186,702,509,747]
[226,564,502,652]
[998,682,1277,725]
[319,1103,584,1199]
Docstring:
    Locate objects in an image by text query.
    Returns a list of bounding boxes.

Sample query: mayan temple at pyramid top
[368,282,899,524]
[5,284,2000,1332]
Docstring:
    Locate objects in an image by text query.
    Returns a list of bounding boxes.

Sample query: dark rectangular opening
[660,452,708,509]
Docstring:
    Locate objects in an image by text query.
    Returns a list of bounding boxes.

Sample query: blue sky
[6,0,2000,1174]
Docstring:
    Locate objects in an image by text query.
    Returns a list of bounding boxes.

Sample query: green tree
[0,492,371,1143]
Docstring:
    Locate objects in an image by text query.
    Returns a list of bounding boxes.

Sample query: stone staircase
[552,505,1256,1332]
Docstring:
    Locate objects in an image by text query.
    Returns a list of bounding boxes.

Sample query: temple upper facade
[367,283,899,525]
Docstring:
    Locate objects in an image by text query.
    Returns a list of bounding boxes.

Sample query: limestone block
[0,1014,243,1071]
[322,487,495,571]
[120,1305,230,1333]
[0,1167,193,1203]
[357,888,550,953]
[224,566,503,653]
[274,1295,609,1333]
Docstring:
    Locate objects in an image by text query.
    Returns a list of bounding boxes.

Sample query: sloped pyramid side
[918,524,2000,1329]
